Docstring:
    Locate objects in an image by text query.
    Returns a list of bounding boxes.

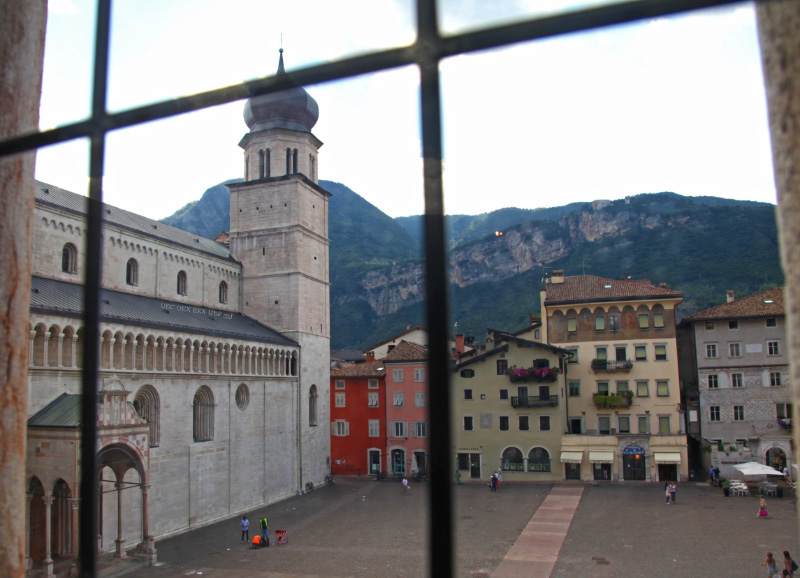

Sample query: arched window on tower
[177,270,187,296]
[292,148,298,174]
[244,154,249,181]
[258,149,265,179]
[219,281,228,304]
[309,384,318,426]
[61,243,77,274]
[266,148,271,177]
[286,147,291,174]
[126,258,138,286]
[193,386,215,442]
[133,385,160,447]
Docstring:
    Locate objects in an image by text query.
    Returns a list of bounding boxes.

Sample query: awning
[654,452,681,464]
[560,451,583,463]
[589,451,614,463]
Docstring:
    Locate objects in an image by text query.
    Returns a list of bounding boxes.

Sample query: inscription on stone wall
[161,302,233,319]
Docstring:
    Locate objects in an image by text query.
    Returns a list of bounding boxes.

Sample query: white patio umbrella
[734,463,784,476]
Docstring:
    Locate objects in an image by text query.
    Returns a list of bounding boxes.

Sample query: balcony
[507,367,558,383]
[778,418,793,431]
[511,395,559,408]
[592,393,633,409]
[591,359,633,373]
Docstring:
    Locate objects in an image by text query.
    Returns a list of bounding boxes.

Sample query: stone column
[114,482,126,559]
[757,2,800,465]
[138,485,156,565]
[42,334,49,367]
[0,10,46,576]
[56,335,64,367]
[68,498,79,575]
[42,495,54,577]
[24,494,31,574]
[70,334,77,369]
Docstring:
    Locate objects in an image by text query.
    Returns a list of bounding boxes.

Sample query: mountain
[161,182,782,351]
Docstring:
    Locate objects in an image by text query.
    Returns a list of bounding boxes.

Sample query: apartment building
[541,271,688,481]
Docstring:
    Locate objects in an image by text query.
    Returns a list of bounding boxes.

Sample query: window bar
[0,0,743,161]
[0,0,752,576]
[416,2,453,576]
[79,0,111,575]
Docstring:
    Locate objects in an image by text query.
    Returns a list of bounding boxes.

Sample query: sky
[34,0,777,221]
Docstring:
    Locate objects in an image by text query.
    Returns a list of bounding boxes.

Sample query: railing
[508,372,558,383]
[591,359,634,373]
[511,395,559,408]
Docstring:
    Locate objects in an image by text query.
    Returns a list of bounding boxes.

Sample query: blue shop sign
[623,445,645,455]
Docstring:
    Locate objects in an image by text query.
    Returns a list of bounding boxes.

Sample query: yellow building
[541,271,688,482]
[451,331,571,483]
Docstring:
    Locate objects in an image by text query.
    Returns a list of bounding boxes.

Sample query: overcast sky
[34,0,776,221]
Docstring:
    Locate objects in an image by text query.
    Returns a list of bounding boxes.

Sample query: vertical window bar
[80,0,111,574]
[417,1,453,576]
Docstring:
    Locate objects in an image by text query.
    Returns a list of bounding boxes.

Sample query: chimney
[726,290,735,303]
[548,270,565,284]
[455,333,465,354]
[659,283,667,288]
[365,351,375,362]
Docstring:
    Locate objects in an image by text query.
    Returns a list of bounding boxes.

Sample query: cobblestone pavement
[122,478,798,578]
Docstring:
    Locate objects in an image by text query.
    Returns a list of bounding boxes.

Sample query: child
[758,496,770,519]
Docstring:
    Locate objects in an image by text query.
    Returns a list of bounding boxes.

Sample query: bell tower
[228,49,330,489]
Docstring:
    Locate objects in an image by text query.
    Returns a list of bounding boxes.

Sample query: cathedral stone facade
[25,51,330,576]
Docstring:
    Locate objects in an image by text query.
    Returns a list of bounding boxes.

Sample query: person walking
[496,468,502,490]
[665,483,671,505]
[402,477,409,494]
[490,473,498,492]
[670,482,677,504]
[758,496,770,519]
[783,551,798,577]
[259,515,269,544]
[710,465,716,486]
[763,552,779,577]
[240,515,249,542]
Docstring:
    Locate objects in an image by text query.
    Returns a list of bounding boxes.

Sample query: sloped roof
[28,394,83,428]
[331,359,386,378]
[35,181,234,261]
[383,340,428,363]
[544,275,682,305]
[30,276,297,346]
[683,287,784,321]
[363,325,426,353]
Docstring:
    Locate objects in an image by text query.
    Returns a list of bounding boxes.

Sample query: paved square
[122,478,798,578]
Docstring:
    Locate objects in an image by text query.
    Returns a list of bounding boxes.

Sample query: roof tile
[683,287,784,320]
[544,275,682,304]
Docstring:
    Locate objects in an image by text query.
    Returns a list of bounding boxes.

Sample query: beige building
[452,331,571,483]
[541,271,688,482]
[25,51,330,575]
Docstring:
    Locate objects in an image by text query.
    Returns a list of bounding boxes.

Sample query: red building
[383,341,429,478]
[329,358,386,476]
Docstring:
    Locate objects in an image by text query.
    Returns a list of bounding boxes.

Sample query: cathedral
[25,50,330,575]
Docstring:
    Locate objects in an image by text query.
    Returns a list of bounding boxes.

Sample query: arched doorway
[97,443,148,558]
[29,477,46,564]
[51,479,73,559]
[766,447,787,472]
[622,445,646,481]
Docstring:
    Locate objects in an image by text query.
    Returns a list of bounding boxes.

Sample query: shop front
[654,452,681,481]
[561,451,583,480]
[590,451,614,480]
[622,445,646,481]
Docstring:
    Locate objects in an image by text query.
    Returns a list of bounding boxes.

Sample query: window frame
[335,379,345,389]
[518,415,529,431]
[568,381,580,397]
[414,368,426,382]
[733,405,745,421]
[499,415,510,431]
[368,392,379,407]
[539,415,551,432]
[731,373,743,388]
[368,419,380,437]
[126,258,138,286]
[634,345,647,361]
[464,389,473,401]
[636,381,649,397]
[709,406,721,422]
[638,313,650,329]
[10,3,760,573]
[656,380,669,397]
[463,416,474,432]
[334,392,346,408]
[706,343,718,358]
[770,371,782,387]
[368,379,379,389]
[392,368,404,382]
[728,342,741,358]
[496,359,508,374]
[566,317,577,333]
[768,340,780,356]
[391,420,408,438]
[652,312,665,328]
[654,344,667,361]
[707,374,719,389]
[393,392,404,407]
[415,391,426,407]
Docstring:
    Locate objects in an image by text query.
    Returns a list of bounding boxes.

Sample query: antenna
[581,258,590,276]
[280,32,284,49]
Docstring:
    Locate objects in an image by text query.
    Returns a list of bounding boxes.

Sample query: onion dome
[243,49,319,134]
